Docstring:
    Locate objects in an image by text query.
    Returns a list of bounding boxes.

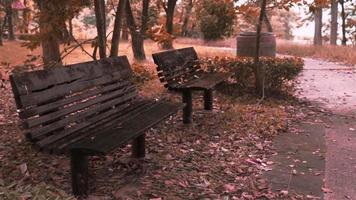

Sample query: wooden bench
[9,56,183,196]
[152,47,233,124]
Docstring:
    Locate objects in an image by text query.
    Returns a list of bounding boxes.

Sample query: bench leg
[71,151,89,196]
[132,134,145,158]
[203,89,213,110]
[182,90,192,124]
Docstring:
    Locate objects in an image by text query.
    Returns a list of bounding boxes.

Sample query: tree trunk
[110,0,127,57]
[339,0,347,45]
[125,0,146,60]
[330,0,338,45]
[166,0,177,34]
[121,24,129,41]
[141,0,150,35]
[254,0,267,96]
[6,4,15,41]
[181,0,193,36]
[163,0,177,49]
[0,22,3,46]
[263,12,273,32]
[313,7,323,46]
[23,0,30,33]
[94,0,107,59]
[36,1,62,67]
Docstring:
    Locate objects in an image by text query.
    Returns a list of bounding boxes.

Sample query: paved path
[266,57,356,199]
[299,58,356,200]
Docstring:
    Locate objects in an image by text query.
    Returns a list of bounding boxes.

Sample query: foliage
[200,56,304,93]
[131,62,154,84]
[147,25,175,49]
[196,0,236,41]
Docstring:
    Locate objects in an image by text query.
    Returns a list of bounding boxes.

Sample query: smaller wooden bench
[10,56,183,196]
[152,47,233,124]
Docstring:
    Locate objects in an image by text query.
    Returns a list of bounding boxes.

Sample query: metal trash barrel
[236,31,276,57]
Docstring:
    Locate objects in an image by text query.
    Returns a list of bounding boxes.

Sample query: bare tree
[110,0,127,57]
[339,0,347,45]
[255,0,267,96]
[330,0,338,45]
[94,0,107,59]
[125,0,146,60]
[313,7,323,45]
[181,0,193,36]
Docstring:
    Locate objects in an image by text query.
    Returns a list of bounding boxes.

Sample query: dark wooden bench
[9,56,183,196]
[152,47,233,124]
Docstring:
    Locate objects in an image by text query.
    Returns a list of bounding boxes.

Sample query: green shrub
[196,0,236,41]
[199,56,304,93]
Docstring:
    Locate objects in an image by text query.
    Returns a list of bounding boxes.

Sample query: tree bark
[110,0,127,57]
[23,0,30,33]
[313,7,323,46]
[263,12,273,32]
[165,0,177,34]
[36,0,62,67]
[0,21,3,46]
[94,0,107,59]
[141,0,150,35]
[121,23,129,41]
[181,0,193,36]
[339,0,347,45]
[125,0,146,60]
[330,0,338,45]
[6,3,15,40]
[254,0,267,96]
[163,0,177,49]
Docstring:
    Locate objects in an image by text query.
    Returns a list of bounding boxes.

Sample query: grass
[276,40,356,66]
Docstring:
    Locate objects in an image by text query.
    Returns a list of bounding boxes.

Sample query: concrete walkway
[266,57,356,199]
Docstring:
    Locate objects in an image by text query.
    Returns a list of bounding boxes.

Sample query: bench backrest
[152,47,202,89]
[10,56,138,153]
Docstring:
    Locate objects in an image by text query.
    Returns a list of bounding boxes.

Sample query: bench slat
[24,85,137,129]
[28,85,137,140]
[51,100,153,154]
[69,101,184,155]
[19,80,131,119]
[10,57,132,98]
[36,100,154,152]
[18,71,127,108]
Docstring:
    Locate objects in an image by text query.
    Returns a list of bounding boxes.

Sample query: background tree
[110,0,126,57]
[94,0,107,59]
[160,0,177,48]
[313,6,323,45]
[125,0,147,60]
[196,0,236,41]
[330,0,338,45]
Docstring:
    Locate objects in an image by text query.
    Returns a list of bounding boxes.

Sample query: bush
[131,63,155,85]
[196,0,236,41]
[199,56,304,93]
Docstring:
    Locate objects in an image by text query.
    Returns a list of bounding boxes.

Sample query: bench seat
[152,47,233,124]
[10,56,182,196]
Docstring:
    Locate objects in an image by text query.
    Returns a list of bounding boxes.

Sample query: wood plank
[181,72,233,90]
[51,100,153,154]
[20,80,132,119]
[24,85,137,129]
[28,87,137,140]
[18,71,128,108]
[10,56,132,96]
[152,47,197,72]
[39,99,155,152]
[69,101,184,155]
